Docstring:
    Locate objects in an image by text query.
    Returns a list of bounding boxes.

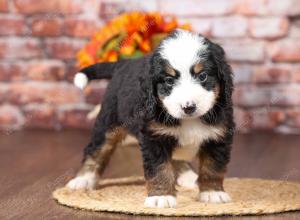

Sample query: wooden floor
[0,130,299,220]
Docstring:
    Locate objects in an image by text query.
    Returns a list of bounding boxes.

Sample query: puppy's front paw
[199,191,231,203]
[66,172,97,190]
[144,195,177,208]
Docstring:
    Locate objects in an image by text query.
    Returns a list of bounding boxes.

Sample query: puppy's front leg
[198,140,231,203]
[140,134,176,208]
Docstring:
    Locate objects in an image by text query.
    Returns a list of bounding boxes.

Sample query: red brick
[234,107,251,132]
[286,109,300,128]
[290,19,300,38]
[137,0,158,12]
[80,0,101,16]
[23,104,57,129]
[212,16,247,38]
[159,0,237,16]
[0,17,25,35]
[13,0,81,15]
[249,17,289,40]
[85,81,109,104]
[0,62,25,81]
[7,82,83,105]
[0,84,8,103]
[26,60,66,81]
[271,85,300,106]
[233,85,272,107]
[0,0,8,12]
[234,85,300,107]
[237,0,267,16]
[179,18,212,36]
[231,64,254,84]
[99,1,140,19]
[290,25,300,38]
[64,18,98,38]
[291,68,300,82]
[65,62,80,82]
[58,104,94,129]
[0,38,42,59]
[222,41,265,63]
[46,39,86,60]
[253,66,292,83]
[267,0,300,16]
[0,105,24,130]
[99,1,126,19]
[269,40,300,62]
[249,108,285,129]
[0,91,6,104]
[31,17,62,37]
[237,0,300,16]
[99,0,156,19]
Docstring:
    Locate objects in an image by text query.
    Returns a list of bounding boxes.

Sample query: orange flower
[120,35,135,56]
[77,12,191,68]
[103,50,118,62]
[139,39,151,53]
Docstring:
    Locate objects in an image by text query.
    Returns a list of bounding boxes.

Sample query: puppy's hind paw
[66,172,97,190]
[144,195,177,208]
[177,169,198,189]
[199,191,231,203]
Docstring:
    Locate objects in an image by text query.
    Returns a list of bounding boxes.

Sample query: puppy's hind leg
[67,126,126,190]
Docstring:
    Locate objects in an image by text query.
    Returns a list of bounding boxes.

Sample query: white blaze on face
[159,29,216,119]
[162,76,216,119]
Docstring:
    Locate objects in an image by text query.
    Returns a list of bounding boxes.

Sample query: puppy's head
[151,29,232,120]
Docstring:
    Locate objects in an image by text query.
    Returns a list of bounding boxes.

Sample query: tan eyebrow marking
[193,63,203,74]
[165,65,176,76]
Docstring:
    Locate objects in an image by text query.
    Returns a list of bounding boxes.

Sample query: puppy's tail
[73,62,119,89]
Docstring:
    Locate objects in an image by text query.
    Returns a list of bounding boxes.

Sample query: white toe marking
[177,169,198,189]
[199,191,231,203]
[144,195,177,208]
[74,72,88,89]
[66,172,97,190]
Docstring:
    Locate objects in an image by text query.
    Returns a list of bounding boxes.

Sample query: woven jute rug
[53,176,300,217]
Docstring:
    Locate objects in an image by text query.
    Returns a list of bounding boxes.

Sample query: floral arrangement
[77,12,191,68]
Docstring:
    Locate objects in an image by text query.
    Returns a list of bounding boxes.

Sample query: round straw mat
[53,176,300,217]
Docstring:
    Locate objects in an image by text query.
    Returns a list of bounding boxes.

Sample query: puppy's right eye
[165,77,174,86]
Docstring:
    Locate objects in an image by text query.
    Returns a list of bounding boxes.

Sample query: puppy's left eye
[199,72,208,82]
[165,77,174,86]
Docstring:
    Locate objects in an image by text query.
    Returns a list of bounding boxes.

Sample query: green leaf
[151,33,167,49]
[119,50,144,60]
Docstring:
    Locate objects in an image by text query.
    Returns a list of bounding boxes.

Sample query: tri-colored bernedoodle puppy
[66,29,234,208]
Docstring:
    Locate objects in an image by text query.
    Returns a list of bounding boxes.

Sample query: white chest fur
[150,120,225,161]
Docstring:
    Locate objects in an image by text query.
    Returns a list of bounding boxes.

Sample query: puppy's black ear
[210,42,234,107]
[138,54,157,121]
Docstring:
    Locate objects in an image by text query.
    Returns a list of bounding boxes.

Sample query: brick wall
[0,0,300,133]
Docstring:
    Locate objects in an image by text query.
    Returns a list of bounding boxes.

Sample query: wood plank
[0,130,299,220]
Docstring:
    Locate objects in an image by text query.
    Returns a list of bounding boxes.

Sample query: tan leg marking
[198,152,225,191]
[146,161,176,196]
[144,161,177,208]
[89,127,126,175]
[198,151,231,203]
[67,127,126,190]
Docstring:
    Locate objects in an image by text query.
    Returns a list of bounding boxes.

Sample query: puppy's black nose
[182,103,196,115]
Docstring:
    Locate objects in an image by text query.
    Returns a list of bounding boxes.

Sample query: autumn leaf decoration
[77,12,191,68]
